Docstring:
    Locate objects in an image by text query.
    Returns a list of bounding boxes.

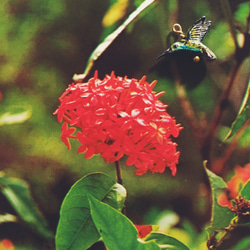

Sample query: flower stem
[115,160,122,185]
[115,161,126,214]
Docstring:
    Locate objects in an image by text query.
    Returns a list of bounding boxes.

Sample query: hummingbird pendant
[157,16,216,61]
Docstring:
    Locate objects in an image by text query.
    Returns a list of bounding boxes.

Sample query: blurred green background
[0,0,249,249]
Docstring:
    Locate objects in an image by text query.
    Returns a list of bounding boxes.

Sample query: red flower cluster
[54,72,181,175]
[218,163,250,207]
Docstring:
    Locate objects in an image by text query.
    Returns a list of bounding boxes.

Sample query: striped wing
[187,16,211,42]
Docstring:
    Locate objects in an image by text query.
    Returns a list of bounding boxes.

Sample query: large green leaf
[55,173,127,250]
[0,173,52,238]
[145,232,190,250]
[224,79,250,141]
[88,195,160,250]
[205,168,234,235]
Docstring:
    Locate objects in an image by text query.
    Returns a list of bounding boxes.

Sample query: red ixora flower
[54,71,182,176]
[218,163,250,208]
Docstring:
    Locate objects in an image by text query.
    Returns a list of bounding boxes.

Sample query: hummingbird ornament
[157,16,216,62]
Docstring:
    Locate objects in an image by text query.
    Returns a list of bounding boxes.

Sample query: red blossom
[61,122,76,149]
[54,71,182,175]
[135,225,153,239]
[218,163,250,207]
[0,239,14,250]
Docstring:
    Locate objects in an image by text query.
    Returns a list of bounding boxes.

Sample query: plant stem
[175,78,203,139]
[204,10,250,165]
[115,160,127,214]
[220,0,238,49]
[201,60,242,167]
[115,160,122,185]
[212,119,250,175]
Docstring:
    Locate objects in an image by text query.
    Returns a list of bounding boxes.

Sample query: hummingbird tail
[205,48,217,61]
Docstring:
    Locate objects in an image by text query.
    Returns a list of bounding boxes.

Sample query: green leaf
[0,108,32,126]
[234,2,250,26]
[228,237,250,250]
[0,213,18,224]
[224,79,250,141]
[145,232,190,250]
[88,195,160,250]
[102,0,129,28]
[205,168,234,235]
[55,173,127,250]
[0,173,52,238]
[240,180,250,200]
[73,0,157,81]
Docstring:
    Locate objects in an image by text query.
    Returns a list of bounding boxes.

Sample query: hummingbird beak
[156,48,171,60]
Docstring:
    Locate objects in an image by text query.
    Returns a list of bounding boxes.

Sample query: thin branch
[115,160,126,214]
[209,61,241,135]
[175,79,203,139]
[201,10,250,165]
[201,60,242,164]
[220,0,238,49]
[211,119,250,174]
[73,0,157,82]
[115,160,122,185]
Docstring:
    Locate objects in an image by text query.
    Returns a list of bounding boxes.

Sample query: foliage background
[0,0,249,249]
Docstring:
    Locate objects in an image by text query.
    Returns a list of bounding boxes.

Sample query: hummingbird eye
[172,44,178,49]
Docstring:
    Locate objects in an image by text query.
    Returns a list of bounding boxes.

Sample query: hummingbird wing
[187,16,211,42]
